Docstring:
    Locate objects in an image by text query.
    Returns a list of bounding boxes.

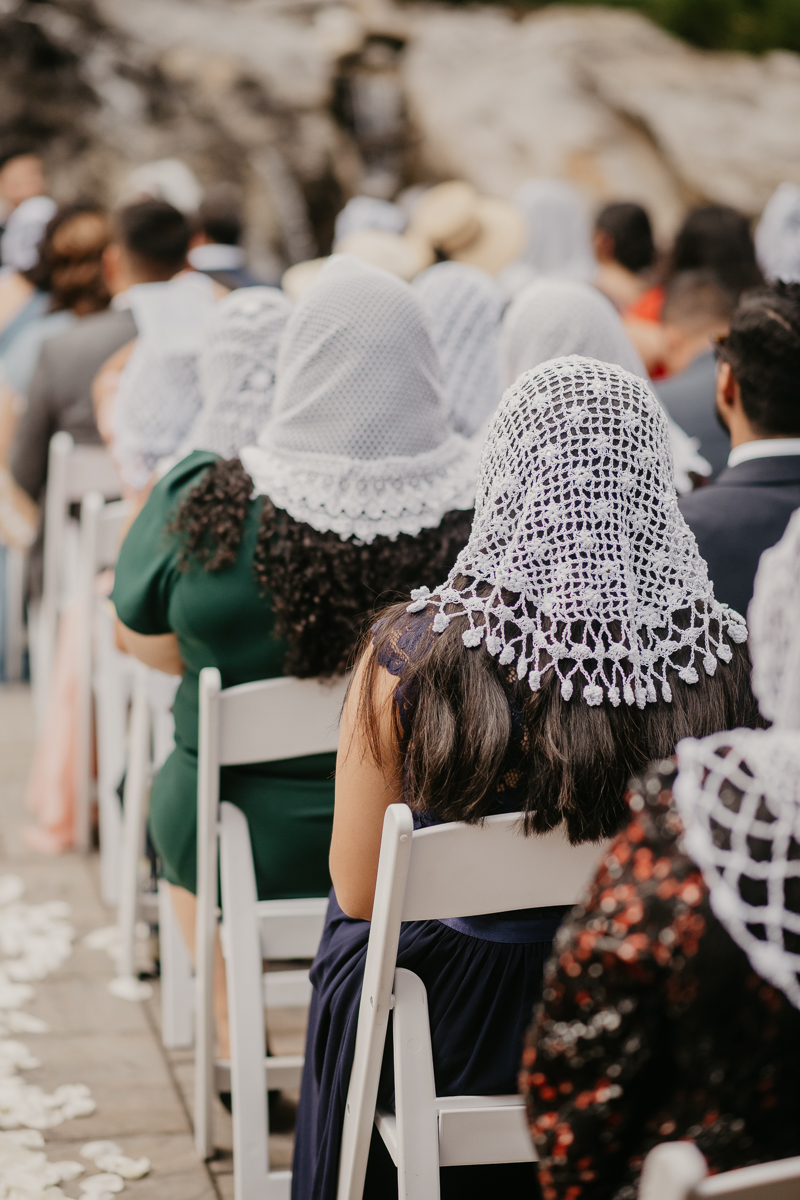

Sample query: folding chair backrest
[73,493,131,852]
[402,815,606,920]
[338,803,610,1199]
[194,666,350,1160]
[640,1142,800,1200]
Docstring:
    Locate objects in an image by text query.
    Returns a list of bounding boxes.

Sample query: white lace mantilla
[409,356,746,706]
[675,729,800,1011]
[241,436,478,544]
[243,253,478,542]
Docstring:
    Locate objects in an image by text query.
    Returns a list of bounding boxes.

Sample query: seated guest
[113,256,476,1054]
[293,354,756,1200]
[656,270,735,478]
[11,199,190,513]
[187,186,267,289]
[593,201,656,311]
[679,280,800,617]
[108,269,216,500]
[626,204,762,374]
[181,285,292,461]
[413,260,504,438]
[522,510,800,1199]
[499,278,711,493]
[4,204,111,402]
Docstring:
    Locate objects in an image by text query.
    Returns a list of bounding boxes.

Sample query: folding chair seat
[193,666,350,1196]
[337,804,609,1200]
[640,1141,800,1200]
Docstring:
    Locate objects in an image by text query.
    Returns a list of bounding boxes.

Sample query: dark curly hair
[169,456,473,677]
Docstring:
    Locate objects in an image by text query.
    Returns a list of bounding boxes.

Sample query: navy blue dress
[291,613,567,1199]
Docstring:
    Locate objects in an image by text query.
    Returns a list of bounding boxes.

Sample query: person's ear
[714,360,738,428]
[593,229,615,263]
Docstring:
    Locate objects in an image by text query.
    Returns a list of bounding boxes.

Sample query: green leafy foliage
[442,0,800,54]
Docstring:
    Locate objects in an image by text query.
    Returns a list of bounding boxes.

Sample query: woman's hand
[115,619,184,676]
[329,646,404,921]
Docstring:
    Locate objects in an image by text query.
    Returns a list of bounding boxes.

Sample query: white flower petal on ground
[94,1154,150,1179]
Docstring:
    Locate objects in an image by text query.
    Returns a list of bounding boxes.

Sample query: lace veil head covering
[500,179,596,299]
[112,272,217,490]
[413,261,504,439]
[408,355,746,706]
[755,182,800,284]
[240,255,477,544]
[499,278,711,494]
[183,286,291,460]
[499,278,645,388]
[674,509,800,1009]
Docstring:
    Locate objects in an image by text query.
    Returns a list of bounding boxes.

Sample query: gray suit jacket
[11,306,136,501]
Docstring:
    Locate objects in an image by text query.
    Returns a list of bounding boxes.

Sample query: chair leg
[393,968,441,1200]
[219,802,272,1200]
[158,881,194,1049]
[116,665,150,981]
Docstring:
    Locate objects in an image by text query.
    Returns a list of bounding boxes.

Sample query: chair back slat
[95,500,130,569]
[401,815,608,921]
[695,1157,800,1200]
[218,674,350,766]
[63,444,120,502]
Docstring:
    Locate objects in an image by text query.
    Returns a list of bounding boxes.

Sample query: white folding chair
[2,544,26,682]
[640,1141,800,1200]
[194,665,350,1180]
[115,661,179,990]
[31,431,119,727]
[337,804,608,1200]
[74,492,131,856]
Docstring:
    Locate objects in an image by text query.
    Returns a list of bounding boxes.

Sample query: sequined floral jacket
[521,761,800,1200]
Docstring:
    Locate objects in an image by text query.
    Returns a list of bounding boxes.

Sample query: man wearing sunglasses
[679,280,800,617]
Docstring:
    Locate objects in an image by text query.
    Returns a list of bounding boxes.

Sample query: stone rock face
[2,0,800,264]
[402,5,800,238]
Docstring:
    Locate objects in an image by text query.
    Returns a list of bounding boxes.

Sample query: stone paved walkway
[0,684,301,1199]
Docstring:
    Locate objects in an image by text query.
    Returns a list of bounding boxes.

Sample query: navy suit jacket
[679,454,800,617]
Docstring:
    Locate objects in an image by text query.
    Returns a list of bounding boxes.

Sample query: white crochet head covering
[674,509,800,1009]
[413,261,504,439]
[184,286,292,460]
[755,182,800,283]
[512,179,596,280]
[112,272,217,490]
[499,278,645,388]
[408,355,746,706]
[0,195,57,272]
[240,255,477,544]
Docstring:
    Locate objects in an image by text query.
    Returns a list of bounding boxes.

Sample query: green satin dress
[112,451,337,899]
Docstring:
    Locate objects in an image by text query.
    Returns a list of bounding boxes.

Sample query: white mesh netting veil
[674,509,800,1009]
[186,286,292,460]
[240,255,478,544]
[408,355,746,707]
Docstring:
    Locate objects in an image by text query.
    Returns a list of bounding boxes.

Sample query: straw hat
[281,257,327,301]
[409,181,526,276]
[334,229,434,280]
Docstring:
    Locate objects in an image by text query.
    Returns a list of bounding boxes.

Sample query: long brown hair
[360,588,761,844]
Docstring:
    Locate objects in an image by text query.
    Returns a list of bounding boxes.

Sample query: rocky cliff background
[3,0,800,274]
